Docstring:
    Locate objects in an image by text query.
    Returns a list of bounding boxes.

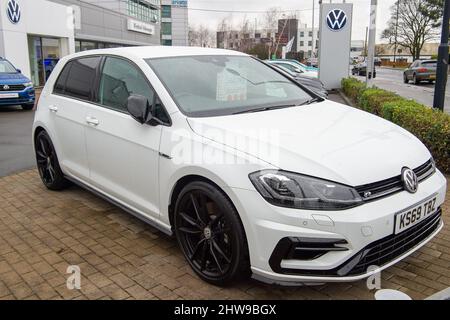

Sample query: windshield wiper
[233,104,297,115]
[298,97,323,106]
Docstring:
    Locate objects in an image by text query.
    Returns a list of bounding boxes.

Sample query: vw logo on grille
[401,167,418,194]
[326,9,347,31]
[3,85,10,90]
[6,0,21,24]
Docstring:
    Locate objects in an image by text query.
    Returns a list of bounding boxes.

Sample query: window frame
[51,54,171,126]
[95,55,172,126]
[52,55,102,103]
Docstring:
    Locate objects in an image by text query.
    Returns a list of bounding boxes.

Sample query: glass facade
[127,0,160,23]
[161,5,171,18]
[161,22,172,35]
[161,39,172,46]
[75,40,129,53]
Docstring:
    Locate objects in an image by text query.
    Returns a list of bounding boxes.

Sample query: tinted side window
[98,57,154,112]
[98,57,170,123]
[53,62,72,94]
[65,57,100,101]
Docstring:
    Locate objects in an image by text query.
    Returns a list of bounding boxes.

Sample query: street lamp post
[393,0,400,68]
[433,0,450,111]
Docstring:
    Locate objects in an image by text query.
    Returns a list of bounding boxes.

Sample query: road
[354,67,450,114]
[0,106,35,177]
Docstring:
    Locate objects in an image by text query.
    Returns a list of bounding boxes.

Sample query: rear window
[422,61,437,67]
[53,62,72,94]
[56,56,101,101]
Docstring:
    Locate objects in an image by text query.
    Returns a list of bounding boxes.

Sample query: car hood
[301,71,318,78]
[187,100,430,186]
[0,72,30,84]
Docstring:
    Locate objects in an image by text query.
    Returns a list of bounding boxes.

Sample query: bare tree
[263,7,281,58]
[189,25,215,48]
[382,0,439,60]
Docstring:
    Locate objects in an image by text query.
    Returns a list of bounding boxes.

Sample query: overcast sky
[188,0,397,41]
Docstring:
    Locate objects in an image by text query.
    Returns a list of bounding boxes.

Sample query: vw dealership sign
[6,0,21,24]
[326,9,348,31]
[318,3,353,89]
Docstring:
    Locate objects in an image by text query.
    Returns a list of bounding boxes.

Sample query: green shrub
[341,78,366,101]
[358,88,400,116]
[341,77,450,174]
[382,100,450,173]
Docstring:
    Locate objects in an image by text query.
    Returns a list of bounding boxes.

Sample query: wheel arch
[168,174,230,228]
[33,126,46,143]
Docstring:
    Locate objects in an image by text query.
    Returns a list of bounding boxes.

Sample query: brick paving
[0,169,448,300]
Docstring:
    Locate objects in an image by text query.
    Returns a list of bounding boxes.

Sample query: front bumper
[226,169,447,284]
[0,87,35,106]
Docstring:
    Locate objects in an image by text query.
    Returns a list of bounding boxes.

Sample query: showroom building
[0,0,188,87]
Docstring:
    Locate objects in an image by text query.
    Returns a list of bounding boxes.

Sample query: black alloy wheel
[35,131,69,190]
[174,181,249,286]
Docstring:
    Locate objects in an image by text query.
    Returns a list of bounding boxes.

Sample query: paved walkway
[0,170,449,300]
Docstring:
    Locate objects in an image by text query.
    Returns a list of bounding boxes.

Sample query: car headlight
[24,82,33,88]
[249,170,363,210]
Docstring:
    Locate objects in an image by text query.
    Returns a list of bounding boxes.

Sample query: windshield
[146,55,312,117]
[0,60,17,73]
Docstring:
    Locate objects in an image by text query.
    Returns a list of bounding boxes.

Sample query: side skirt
[65,175,173,236]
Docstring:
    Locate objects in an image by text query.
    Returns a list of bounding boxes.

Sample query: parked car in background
[306,57,319,68]
[271,59,318,72]
[268,63,327,98]
[403,60,437,85]
[0,57,35,110]
[33,47,446,286]
[266,60,318,78]
[374,58,382,67]
[352,62,377,78]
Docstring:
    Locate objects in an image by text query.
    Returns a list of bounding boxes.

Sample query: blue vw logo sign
[326,9,347,31]
[6,0,21,24]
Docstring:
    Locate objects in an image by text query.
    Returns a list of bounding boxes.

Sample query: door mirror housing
[127,94,162,126]
[16,68,21,73]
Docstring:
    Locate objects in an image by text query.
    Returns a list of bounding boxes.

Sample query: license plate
[395,195,438,234]
[429,75,436,80]
[0,93,19,99]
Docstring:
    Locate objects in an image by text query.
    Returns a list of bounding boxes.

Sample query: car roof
[270,60,298,66]
[64,46,248,61]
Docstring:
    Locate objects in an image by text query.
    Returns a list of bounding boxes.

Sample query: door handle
[48,105,58,113]
[86,116,99,126]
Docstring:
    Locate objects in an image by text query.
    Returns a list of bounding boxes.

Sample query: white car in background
[267,60,319,78]
[33,47,446,286]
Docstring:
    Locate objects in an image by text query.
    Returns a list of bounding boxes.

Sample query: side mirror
[127,94,162,126]
[16,69,21,73]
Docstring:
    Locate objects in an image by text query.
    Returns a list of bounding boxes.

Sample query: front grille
[270,208,442,277]
[356,159,435,202]
[0,84,25,91]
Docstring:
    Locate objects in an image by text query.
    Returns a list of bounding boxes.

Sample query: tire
[21,104,34,111]
[413,74,420,85]
[403,73,409,84]
[35,130,70,190]
[174,181,250,286]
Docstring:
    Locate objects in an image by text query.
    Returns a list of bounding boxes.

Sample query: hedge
[341,77,450,174]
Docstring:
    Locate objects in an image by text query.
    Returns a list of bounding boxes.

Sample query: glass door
[28,36,43,86]
[27,36,61,86]
[41,38,60,81]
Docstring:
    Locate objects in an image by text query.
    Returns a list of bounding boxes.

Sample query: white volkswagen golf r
[33,47,447,286]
